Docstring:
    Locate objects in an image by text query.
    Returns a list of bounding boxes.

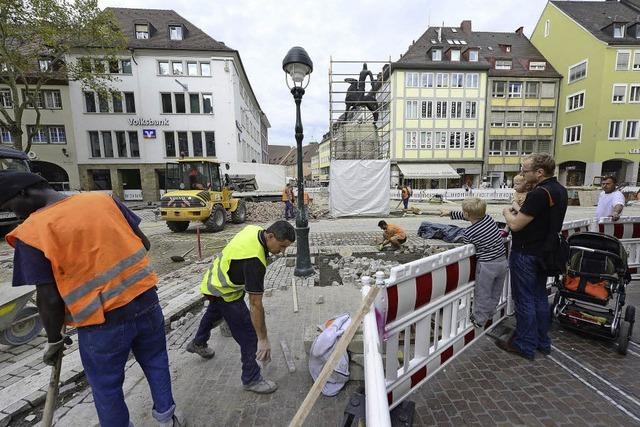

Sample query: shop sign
[128,117,169,126]
[629,148,640,154]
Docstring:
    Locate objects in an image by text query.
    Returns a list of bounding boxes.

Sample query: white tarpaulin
[397,163,459,179]
[329,160,390,217]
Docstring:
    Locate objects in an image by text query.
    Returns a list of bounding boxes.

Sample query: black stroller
[552,232,636,355]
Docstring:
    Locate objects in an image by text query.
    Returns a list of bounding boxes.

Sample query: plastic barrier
[123,189,143,201]
[390,188,514,202]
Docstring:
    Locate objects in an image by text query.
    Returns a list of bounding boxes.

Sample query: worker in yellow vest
[0,172,185,427]
[186,220,295,394]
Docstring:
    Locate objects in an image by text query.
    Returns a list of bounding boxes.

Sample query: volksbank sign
[128,118,169,126]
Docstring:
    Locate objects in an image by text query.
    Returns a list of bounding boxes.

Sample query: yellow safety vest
[200,225,267,302]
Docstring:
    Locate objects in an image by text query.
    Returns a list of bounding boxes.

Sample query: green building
[531,0,640,186]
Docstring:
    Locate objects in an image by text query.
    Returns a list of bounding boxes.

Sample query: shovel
[171,247,195,262]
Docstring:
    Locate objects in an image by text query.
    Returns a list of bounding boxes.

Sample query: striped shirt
[450,211,505,262]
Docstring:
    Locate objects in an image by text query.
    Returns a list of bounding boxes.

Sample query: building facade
[68,8,268,201]
[311,133,330,185]
[531,0,640,186]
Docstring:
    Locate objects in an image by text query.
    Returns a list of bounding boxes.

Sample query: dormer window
[38,59,52,72]
[135,24,149,39]
[495,60,512,70]
[468,50,479,62]
[169,25,183,41]
[529,61,546,71]
[499,44,512,53]
[450,49,460,61]
[432,49,442,61]
[613,23,625,38]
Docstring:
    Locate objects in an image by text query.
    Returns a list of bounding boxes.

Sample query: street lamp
[283,46,314,277]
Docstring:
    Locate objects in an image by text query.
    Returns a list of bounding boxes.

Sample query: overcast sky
[99,0,562,147]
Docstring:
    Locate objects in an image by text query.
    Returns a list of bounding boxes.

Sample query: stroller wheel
[625,305,635,324]
[617,320,631,356]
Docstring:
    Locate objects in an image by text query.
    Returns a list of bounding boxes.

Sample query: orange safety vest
[282,188,289,201]
[6,193,157,327]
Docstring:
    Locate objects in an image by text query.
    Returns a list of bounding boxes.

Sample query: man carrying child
[443,198,507,328]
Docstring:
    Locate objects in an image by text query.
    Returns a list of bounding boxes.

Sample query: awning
[397,163,460,179]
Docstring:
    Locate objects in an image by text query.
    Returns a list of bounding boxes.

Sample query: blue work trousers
[77,300,175,427]
[284,201,295,219]
[193,296,261,385]
[509,251,551,358]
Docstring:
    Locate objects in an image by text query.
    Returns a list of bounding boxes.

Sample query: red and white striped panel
[561,226,590,239]
[597,222,640,239]
[383,256,477,326]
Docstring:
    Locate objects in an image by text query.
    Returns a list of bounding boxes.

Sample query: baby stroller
[552,232,636,355]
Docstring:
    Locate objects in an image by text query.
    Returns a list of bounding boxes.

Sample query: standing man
[595,176,625,221]
[282,183,295,220]
[401,185,410,210]
[1,172,185,427]
[186,221,295,394]
[501,154,568,360]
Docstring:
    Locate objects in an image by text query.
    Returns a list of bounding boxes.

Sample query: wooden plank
[291,278,299,313]
[280,339,296,373]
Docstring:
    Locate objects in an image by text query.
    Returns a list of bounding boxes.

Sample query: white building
[68,7,268,201]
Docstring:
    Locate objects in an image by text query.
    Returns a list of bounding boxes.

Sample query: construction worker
[186,220,295,394]
[0,172,185,427]
[282,183,295,220]
[378,220,407,250]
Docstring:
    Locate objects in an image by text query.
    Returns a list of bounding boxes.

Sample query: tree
[0,0,126,152]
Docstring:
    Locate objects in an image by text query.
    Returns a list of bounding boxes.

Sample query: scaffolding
[329,58,392,160]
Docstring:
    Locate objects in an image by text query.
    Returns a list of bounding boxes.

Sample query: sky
[99,0,565,147]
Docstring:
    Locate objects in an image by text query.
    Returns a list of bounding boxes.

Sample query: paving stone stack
[245,201,329,223]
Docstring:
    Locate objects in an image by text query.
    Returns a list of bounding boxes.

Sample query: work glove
[256,337,271,365]
[43,335,72,366]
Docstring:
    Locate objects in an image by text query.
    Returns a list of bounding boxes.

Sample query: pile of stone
[245,201,329,222]
[328,256,401,286]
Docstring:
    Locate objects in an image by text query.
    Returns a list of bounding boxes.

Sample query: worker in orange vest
[282,183,295,220]
[1,172,185,427]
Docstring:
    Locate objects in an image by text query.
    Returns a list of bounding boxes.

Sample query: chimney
[515,26,524,36]
[437,27,442,43]
[460,20,472,33]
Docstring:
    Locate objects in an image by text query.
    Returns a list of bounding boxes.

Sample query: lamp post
[283,46,314,277]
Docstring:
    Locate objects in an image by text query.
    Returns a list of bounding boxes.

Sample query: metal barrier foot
[390,400,415,426]
[341,387,366,427]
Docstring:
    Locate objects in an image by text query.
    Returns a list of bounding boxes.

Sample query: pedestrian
[186,220,295,394]
[0,172,185,427]
[444,198,508,328]
[282,183,295,220]
[401,185,410,209]
[377,220,407,250]
[501,154,568,360]
[595,176,625,221]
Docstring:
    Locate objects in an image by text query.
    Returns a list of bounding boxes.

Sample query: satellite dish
[27,151,37,160]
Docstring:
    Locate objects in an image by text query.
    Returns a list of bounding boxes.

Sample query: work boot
[186,340,215,359]
[243,378,278,394]
[155,408,187,427]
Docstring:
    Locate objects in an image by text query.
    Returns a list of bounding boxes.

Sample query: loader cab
[166,159,223,192]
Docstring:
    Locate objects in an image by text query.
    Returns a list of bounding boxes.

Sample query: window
[465,73,479,88]
[523,111,537,127]
[432,49,442,61]
[489,140,502,156]
[202,94,213,114]
[43,90,61,109]
[421,73,433,88]
[492,81,506,98]
[102,131,113,157]
[490,111,505,127]
[544,20,550,37]
[0,90,11,107]
[468,50,478,62]
[121,59,132,74]
[626,120,639,139]
[541,82,555,98]
[405,131,418,149]
[464,101,477,119]
[28,125,65,144]
[435,73,449,88]
[634,51,640,70]
[112,93,123,113]
[463,131,475,149]
[569,61,587,83]
[129,132,140,157]
[450,101,462,119]
[630,85,640,102]
[205,131,215,156]
[187,62,198,76]
[39,59,52,72]
[84,92,96,112]
[89,131,101,157]
[521,140,535,155]
[47,126,65,144]
[93,60,105,74]
[508,82,522,98]
[434,131,447,149]
[616,51,630,70]
[165,132,176,157]
[564,125,581,144]
[421,100,433,118]
[124,92,135,113]
[506,111,521,127]
[405,100,418,119]
[505,141,518,156]
[613,23,625,39]
[529,62,546,71]
[1,127,12,144]
[449,131,461,149]
[192,132,203,156]
[172,62,183,75]
[405,72,419,87]
[189,94,200,113]
[200,62,211,76]
[108,60,119,74]
[609,120,622,139]
[538,112,553,127]
[158,61,169,75]
[98,93,109,112]
[612,84,626,103]
[161,93,172,113]
[525,82,539,98]
[177,132,188,156]
[135,24,149,39]
[419,131,432,149]
[496,60,512,70]
[169,25,183,40]
[116,131,127,157]
[174,93,186,113]
[436,101,447,118]
[450,49,460,61]
[567,91,585,111]
[451,73,464,88]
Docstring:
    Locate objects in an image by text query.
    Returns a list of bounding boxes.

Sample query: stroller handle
[570,245,626,269]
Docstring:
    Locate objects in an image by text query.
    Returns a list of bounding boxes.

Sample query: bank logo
[143,129,156,139]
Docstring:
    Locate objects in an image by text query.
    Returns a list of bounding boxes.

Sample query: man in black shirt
[500,154,568,360]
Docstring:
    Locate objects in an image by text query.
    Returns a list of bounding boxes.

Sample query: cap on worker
[0,171,48,206]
